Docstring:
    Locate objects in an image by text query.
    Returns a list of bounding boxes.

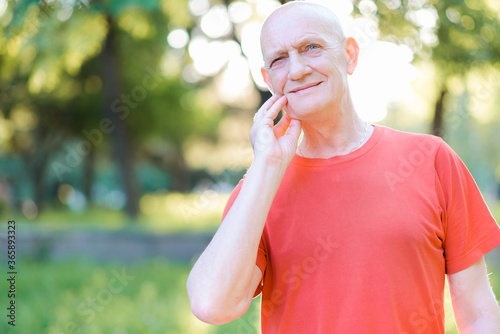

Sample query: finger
[263,96,287,124]
[274,112,292,138]
[254,94,281,124]
[285,119,302,141]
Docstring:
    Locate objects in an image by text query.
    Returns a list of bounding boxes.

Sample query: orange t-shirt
[221,125,500,333]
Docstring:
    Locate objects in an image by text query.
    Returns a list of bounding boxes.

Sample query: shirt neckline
[291,124,385,167]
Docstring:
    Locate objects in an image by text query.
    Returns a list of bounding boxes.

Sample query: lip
[288,82,322,94]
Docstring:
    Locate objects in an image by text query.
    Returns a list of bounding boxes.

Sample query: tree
[351,0,500,137]
[0,0,222,217]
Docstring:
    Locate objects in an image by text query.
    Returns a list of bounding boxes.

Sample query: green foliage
[354,0,500,69]
[0,0,222,209]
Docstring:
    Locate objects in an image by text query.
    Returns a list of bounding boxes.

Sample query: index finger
[263,95,287,122]
[253,94,282,123]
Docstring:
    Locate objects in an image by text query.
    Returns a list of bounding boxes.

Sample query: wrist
[250,157,286,186]
[252,156,285,172]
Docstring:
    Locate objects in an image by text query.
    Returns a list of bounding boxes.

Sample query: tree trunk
[432,87,447,137]
[32,159,46,212]
[100,15,139,218]
[170,145,190,192]
[82,148,95,201]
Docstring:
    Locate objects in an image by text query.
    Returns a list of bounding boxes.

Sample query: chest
[264,166,445,270]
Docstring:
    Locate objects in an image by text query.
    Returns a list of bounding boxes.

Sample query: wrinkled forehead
[260,3,345,58]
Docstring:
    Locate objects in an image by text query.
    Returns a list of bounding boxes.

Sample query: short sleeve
[221,176,268,298]
[435,140,500,275]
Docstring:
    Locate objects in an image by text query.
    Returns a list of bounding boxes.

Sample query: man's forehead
[260,2,345,56]
[263,33,328,58]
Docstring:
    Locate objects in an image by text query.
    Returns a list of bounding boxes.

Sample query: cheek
[283,96,308,116]
[269,73,287,94]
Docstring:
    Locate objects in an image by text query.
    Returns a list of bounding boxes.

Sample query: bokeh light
[216,55,255,105]
[68,190,87,212]
[188,37,240,77]
[200,5,232,39]
[21,198,38,219]
[0,0,8,16]
[57,6,73,22]
[256,0,281,17]
[10,105,38,132]
[0,113,14,147]
[58,184,75,205]
[188,0,210,16]
[105,190,126,211]
[228,1,252,23]
[167,28,189,49]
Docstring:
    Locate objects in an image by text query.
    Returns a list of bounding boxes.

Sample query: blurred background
[0,0,499,332]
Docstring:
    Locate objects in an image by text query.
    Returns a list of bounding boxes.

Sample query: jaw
[284,98,326,120]
[284,93,345,123]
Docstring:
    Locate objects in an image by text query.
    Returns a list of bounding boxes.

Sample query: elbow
[190,302,229,325]
[189,297,250,325]
[186,275,251,324]
[190,302,214,324]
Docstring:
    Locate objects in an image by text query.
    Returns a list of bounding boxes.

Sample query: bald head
[260,2,346,61]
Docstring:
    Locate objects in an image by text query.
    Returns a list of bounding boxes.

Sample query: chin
[282,105,296,117]
[284,99,323,119]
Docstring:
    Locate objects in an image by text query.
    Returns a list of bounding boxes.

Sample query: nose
[287,54,312,81]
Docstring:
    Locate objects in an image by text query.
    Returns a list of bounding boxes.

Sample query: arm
[186,95,301,325]
[448,256,500,333]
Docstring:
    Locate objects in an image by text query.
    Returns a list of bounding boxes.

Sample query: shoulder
[379,125,442,144]
[377,126,470,181]
[376,125,445,157]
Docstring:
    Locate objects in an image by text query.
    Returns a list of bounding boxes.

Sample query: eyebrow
[265,34,329,65]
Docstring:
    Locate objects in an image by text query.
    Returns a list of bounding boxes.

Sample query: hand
[250,95,302,167]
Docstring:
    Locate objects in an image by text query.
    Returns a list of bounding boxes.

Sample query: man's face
[260,5,350,119]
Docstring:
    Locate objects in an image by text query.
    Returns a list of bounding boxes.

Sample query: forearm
[187,159,285,321]
[457,300,500,334]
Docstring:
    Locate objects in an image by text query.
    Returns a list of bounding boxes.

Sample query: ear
[345,37,359,75]
[261,67,274,93]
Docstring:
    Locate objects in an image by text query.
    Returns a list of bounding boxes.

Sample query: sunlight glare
[217,55,253,104]
[349,41,417,122]
[241,21,267,89]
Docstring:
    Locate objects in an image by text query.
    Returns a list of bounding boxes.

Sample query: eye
[270,57,284,67]
[307,45,319,51]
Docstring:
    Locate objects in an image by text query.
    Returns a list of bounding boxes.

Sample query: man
[186,2,500,333]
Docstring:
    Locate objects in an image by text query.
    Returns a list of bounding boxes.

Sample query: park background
[0,0,499,332]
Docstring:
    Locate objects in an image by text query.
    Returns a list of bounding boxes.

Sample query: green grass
[0,259,261,334]
[0,258,499,333]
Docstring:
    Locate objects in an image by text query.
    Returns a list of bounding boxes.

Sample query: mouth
[289,82,322,94]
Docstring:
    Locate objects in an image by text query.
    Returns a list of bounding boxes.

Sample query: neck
[297,99,371,159]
